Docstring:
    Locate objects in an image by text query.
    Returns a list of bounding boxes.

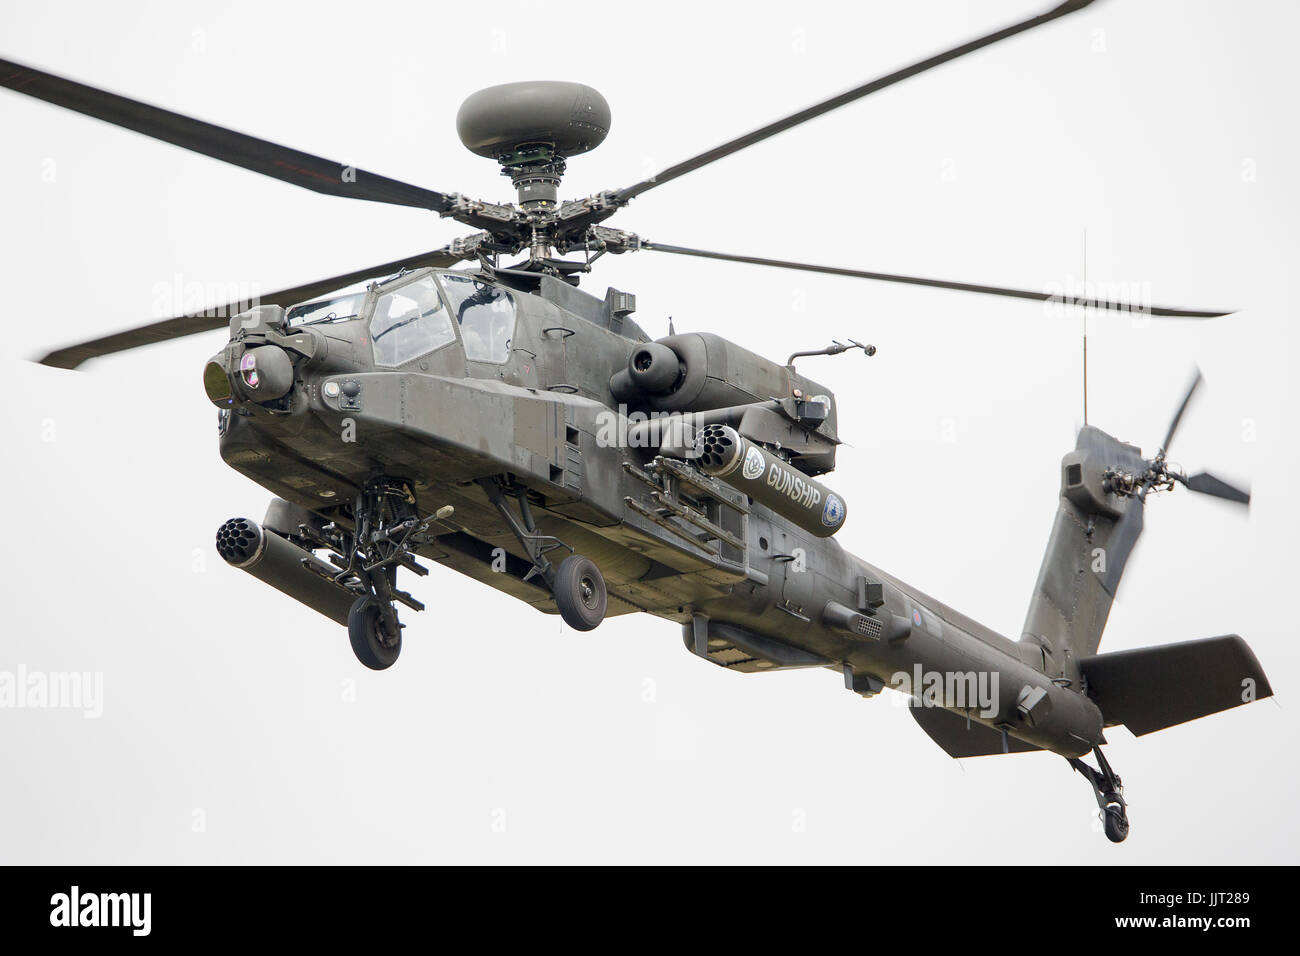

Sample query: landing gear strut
[1069,745,1130,843]
[477,476,607,631]
[297,477,442,670]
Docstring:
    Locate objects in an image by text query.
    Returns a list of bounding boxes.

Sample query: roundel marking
[821,493,845,527]
[741,446,766,481]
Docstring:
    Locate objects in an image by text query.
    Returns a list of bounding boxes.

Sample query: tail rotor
[1093,367,1249,597]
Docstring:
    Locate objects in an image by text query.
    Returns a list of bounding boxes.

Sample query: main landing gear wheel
[554,554,606,631]
[348,596,402,670]
[1104,804,1130,844]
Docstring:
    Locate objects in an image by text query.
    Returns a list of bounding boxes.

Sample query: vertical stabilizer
[1020,426,1145,680]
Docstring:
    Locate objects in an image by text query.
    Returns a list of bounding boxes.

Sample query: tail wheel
[554,555,607,631]
[1103,804,1130,843]
[348,596,402,670]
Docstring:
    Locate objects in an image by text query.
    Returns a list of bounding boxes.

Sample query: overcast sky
[1,0,1296,863]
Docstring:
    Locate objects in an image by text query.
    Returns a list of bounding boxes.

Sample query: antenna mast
[1082,229,1089,426]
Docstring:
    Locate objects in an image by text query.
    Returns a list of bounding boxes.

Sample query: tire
[1103,805,1129,844]
[554,554,607,631]
[348,596,402,670]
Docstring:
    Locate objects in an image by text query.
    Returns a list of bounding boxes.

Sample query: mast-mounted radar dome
[456,81,610,208]
[456,81,610,159]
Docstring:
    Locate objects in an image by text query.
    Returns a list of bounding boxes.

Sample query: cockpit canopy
[285,281,369,326]
[441,274,514,363]
[370,275,455,366]
[286,270,516,367]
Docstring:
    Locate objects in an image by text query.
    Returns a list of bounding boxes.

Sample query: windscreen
[285,279,374,326]
[370,275,456,366]
[440,274,516,364]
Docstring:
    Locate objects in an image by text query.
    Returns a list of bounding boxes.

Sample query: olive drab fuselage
[212,266,1106,759]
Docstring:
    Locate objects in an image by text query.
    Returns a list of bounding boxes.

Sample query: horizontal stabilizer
[1080,634,1272,736]
[911,706,1042,758]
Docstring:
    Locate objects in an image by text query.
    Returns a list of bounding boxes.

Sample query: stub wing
[1079,634,1273,736]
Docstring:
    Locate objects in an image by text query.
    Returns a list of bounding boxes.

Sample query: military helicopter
[2,0,1273,843]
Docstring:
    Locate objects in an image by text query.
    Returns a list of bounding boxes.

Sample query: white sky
[1,0,1296,863]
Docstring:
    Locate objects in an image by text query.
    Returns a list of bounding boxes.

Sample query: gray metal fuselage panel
[218,271,1101,757]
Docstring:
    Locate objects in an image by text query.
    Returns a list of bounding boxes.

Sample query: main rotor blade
[609,0,1098,204]
[1099,497,1144,598]
[1181,471,1251,506]
[1160,368,1204,456]
[0,57,453,211]
[640,242,1231,318]
[38,247,467,369]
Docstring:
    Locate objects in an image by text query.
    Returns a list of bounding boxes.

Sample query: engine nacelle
[626,341,681,393]
[611,332,837,433]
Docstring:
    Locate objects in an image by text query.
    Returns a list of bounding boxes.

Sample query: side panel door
[775,525,816,619]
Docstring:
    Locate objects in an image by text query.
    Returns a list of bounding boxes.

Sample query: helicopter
[1,0,1273,844]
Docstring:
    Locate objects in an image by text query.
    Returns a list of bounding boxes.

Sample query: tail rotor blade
[1182,471,1251,506]
[1160,368,1204,456]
